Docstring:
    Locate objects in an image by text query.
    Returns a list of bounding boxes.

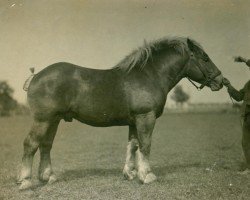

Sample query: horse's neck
[154,53,188,95]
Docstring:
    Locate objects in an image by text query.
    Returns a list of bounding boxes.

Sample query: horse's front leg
[135,111,157,184]
[123,125,138,180]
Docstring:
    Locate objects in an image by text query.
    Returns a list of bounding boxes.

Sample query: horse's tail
[23,68,35,92]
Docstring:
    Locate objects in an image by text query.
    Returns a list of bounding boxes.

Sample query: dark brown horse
[18,37,224,190]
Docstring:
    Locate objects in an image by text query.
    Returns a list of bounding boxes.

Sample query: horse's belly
[72,88,130,126]
[74,111,129,127]
[71,99,130,126]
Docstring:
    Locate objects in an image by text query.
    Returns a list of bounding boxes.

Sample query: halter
[185,54,221,91]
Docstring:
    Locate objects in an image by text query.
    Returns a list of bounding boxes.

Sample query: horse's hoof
[143,172,157,184]
[123,169,137,180]
[19,179,32,190]
[39,168,53,182]
[48,175,57,184]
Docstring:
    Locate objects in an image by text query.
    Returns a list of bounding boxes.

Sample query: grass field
[0,113,250,200]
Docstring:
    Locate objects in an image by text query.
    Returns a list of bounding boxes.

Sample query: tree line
[0,81,29,116]
[171,85,190,107]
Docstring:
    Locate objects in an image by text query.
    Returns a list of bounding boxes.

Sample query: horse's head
[184,38,223,91]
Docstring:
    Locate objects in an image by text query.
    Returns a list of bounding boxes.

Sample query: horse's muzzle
[210,74,223,91]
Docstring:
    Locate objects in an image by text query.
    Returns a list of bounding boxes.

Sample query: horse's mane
[113,37,203,73]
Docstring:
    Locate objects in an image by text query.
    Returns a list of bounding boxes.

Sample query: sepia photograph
[0,0,249,199]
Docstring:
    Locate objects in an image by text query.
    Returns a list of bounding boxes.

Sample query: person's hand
[234,56,246,63]
[222,77,231,87]
[246,59,250,67]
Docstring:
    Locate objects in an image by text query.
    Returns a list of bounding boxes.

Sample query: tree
[0,81,17,116]
[171,85,190,107]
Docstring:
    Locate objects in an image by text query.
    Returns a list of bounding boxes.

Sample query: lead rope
[187,77,201,91]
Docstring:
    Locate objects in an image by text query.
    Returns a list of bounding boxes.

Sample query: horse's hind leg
[135,112,157,184]
[123,125,138,180]
[38,119,60,183]
[18,119,57,190]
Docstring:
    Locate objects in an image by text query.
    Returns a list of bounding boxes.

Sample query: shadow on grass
[59,162,204,182]
[60,168,122,181]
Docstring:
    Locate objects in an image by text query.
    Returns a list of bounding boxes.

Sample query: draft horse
[18,37,224,190]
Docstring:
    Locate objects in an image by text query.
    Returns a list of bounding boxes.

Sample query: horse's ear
[187,38,198,52]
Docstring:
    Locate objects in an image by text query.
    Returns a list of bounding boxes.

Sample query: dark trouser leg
[242,113,250,168]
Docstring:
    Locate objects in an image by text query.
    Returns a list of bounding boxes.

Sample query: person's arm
[234,56,250,67]
[223,78,244,102]
[227,85,244,102]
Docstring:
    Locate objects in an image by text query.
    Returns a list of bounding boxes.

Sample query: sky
[0,0,249,104]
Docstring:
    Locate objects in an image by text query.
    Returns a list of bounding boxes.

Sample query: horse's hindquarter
[28,63,129,126]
